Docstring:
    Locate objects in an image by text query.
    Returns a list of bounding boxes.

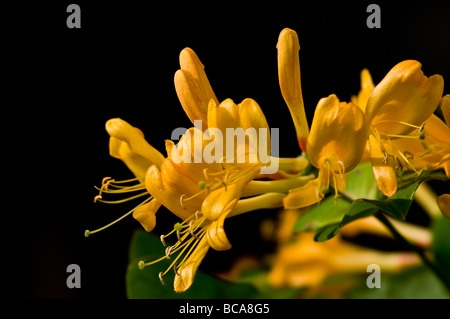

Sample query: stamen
[85,196,152,237]
[404,151,414,160]
[94,191,149,204]
[93,195,102,203]
[138,260,145,270]
[160,235,167,246]
[165,246,173,259]
[179,194,187,209]
[173,263,180,276]
[159,272,166,285]
[215,177,228,191]
[190,220,199,239]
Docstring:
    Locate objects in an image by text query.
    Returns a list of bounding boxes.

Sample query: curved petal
[174,236,210,293]
[201,165,261,221]
[366,60,444,136]
[368,133,397,197]
[351,68,375,112]
[206,200,235,251]
[106,118,165,178]
[175,48,219,130]
[132,198,161,232]
[440,94,450,127]
[282,179,322,209]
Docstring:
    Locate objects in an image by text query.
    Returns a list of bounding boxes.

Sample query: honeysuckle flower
[268,232,420,289]
[353,60,444,196]
[277,28,309,153]
[141,95,310,292]
[283,94,369,208]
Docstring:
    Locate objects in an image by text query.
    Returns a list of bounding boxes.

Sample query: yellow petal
[174,236,210,293]
[440,94,450,127]
[175,48,219,130]
[351,68,375,112]
[366,60,444,136]
[106,118,164,178]
[368,133,397,197]
[206,201,235,251]
[307,95,368,173]
[174,69,209,130]
[201,165,261,221]
[145,162,203,221]
[179,48,219,109]
[437,194,450,220]
[132,198,161,232]
[283,179,322,209]
[277,28,309,152]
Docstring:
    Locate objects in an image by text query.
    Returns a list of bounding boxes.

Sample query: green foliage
[292,162,448,243]
[346,266,450,299]
[431,216,450,285]
[126,230,259,299]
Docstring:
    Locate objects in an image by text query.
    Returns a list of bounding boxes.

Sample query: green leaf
[345,266,450,299]
[431,216,450,284]
[294,197,350,233]
[126,230,259,299]
[314,180,420,242]
[314,200,378,242]
[344,162,379,200]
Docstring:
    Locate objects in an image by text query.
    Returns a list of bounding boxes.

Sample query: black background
[23,0,450,299]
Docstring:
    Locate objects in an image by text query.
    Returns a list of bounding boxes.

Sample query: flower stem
[375,211,450,293]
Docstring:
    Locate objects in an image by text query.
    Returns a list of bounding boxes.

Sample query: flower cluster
[87,28,449,294]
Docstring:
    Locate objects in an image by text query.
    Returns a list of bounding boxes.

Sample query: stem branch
[375,211,450,293]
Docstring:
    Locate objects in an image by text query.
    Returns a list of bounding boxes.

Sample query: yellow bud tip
[84,230,91,238]
[138,260,145,270]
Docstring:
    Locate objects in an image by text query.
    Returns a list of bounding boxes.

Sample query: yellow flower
[277,28,309,153]
[141,95,297,292]
[283,94,369,208]
[366,60,444,137]
[355,60,444,196]
[268,232,420,289]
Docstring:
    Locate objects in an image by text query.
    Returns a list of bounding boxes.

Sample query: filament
[85,196,152,237]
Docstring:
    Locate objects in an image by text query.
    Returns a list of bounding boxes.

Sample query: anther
[180,194,187,209]
[404,151,414,160]
[138,260,145,270]
[160,235,167,246]
[93,195,102,203]
[165,246,173,259]
[189,221,199,239]
[173,263,180,276]
[158,272,166,285]
[84,230,91,238]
